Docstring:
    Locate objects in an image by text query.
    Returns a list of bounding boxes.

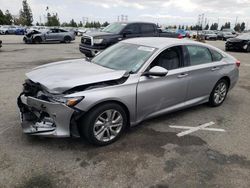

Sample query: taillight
[236,60,240,68]
[178,34,183,39]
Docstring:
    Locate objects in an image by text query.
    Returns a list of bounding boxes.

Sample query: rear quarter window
[187,45,212,66]
[210,49,223,62]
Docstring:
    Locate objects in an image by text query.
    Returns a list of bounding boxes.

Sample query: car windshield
[92,42,156,73]
[237,34,250,40]
[224,32,232,35]
[102,23,127,34]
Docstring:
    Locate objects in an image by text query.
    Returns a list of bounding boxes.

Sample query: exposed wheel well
[33,36,42,43]
[72,100,131,136]
[220,76,230,88]
[64,36,71,40]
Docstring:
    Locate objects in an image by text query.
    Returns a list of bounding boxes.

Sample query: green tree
[46,12,60,26]
[210,23,218,30]
[69,19,77,27]
[240,22,245,32]
[234,23,241,32]
[0,9,5,24]
[205,24,209,30]
[19,0,33,26]
[4,10,13,25]
[221,22,231,30]
[78,21,83,27]
[102,21,109,27]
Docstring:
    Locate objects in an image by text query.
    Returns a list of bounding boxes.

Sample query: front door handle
[177,73,189,78]
[211,67,220,71]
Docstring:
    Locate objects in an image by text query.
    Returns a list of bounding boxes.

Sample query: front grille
[81,36,92,45]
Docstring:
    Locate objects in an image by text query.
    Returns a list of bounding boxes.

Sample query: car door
[136,46,189,121]
[184,45,224,102]
[45,29,60,41]
[140,24,157,37]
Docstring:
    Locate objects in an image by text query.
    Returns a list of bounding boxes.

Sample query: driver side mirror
[142,66,168,77]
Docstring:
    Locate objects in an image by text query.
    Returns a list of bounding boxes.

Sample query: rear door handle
[177,73,189,78]
[211,67,220,71]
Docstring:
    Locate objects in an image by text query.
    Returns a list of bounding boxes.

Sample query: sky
[1,0,250,28]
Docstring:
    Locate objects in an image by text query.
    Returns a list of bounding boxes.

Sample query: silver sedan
[17,38,239,145]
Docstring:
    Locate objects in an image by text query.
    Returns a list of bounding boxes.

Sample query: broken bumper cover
[18,94,75,137]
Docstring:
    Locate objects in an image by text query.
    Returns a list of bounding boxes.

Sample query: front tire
[80,103,127,146]
[33,37,42,44]
[246,45,250,53]
[209,79,229,107]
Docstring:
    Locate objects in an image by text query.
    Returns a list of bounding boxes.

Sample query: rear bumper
[17,94,75,137]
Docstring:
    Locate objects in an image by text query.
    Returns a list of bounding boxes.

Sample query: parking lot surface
[0,35,250,188]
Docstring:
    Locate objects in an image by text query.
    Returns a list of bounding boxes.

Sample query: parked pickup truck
[79,22,181,57]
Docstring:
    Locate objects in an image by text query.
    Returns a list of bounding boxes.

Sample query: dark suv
[79,22,180,57]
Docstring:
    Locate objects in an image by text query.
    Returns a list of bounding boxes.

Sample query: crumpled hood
[26,59,127,94]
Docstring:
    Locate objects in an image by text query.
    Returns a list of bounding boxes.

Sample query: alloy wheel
[213,82,227,105]
[93,109,123,142]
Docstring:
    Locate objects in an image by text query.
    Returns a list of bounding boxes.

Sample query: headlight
[50,96,84,107]
[93,38,104,44]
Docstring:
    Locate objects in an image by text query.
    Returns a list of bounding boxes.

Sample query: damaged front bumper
[18,94,75,137]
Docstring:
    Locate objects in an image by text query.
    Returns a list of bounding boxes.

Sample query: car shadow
[24,103,209,157]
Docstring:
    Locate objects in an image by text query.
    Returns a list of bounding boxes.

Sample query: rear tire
[79,103,127,146]
[64,36,71,43]
[209,79,229,107]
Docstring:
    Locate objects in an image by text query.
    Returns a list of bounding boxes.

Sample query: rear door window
[141,24,155,34]
[187,45,212,66]
[124,24,140,34]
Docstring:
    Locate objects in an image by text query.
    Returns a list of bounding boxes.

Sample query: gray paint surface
[20,37,239,137]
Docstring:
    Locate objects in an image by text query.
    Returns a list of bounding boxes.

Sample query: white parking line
[169,121,226,137]
[169,125,226,132]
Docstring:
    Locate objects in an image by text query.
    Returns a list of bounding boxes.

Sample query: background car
[217,31,236,40]
[202,30,217,40]
[176,29,190,38]
[23,28,75,44]
[226,33,250,52]
[80,22,181,57]
[18,38,239,145]
[188,30,198,38]
[222,28,236,34]
[15,26,25,35]
[0,25,17,34]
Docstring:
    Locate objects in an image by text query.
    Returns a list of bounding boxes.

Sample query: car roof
[113,21,155,25]
[122,37,204,49]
